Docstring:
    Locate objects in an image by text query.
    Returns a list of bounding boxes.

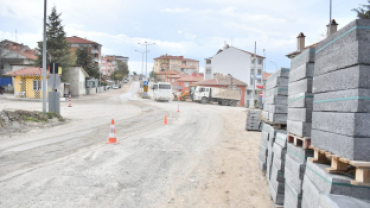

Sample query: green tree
[110,70,124,82]
[133,71,137,75]
[116,60,129,76]
[35,6,74,82]
[353,0,370,19]
[75,47,100,78]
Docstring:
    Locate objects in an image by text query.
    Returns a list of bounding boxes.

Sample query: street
[0,81,273,208]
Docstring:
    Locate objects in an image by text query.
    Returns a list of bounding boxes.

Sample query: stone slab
[284,181,302,208]
[273,153,285,171]
[312,112,370,137]
[266,87,289,97]
[259,157,267,172]
[305,159,370,202]
[285,166,303,196]
[288,108,313,122]
[291,48,316,70]
[269,129,287,147]
[301,174,321,208]
[286,143,314,164]
[262,131,269,143]
[259,144,268,160]
[262,123,275,138]
[270,172,285,194]
[273,142,287,160]
[269,181,285,205]
[271,160,285,183]
[267,142,274,180]
[311,129,370,161]
[288,78,313,95]
[269,113,287,124]
[288,93,314,108]
[271,105,288,114]
[287,120,312,138]
[263,111,269,119]
[270,67,291,78]
[315,19,370,76]
[267,76,289,90]
[285,154,306,180]
[319,194,370,208]
[275,132,288,148]
[266,95,288,105]
[313,64,370,94]
[313,88,370,113]
[289,62,314,83]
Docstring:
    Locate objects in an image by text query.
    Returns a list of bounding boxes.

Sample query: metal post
[42,0,47,113]
[251,42,257,108]
[145,42,147,79]
[329,0,332,36]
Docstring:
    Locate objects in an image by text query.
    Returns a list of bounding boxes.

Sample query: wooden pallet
[309,146,370,187]
[287,133,311,150]
[261,118,287,129]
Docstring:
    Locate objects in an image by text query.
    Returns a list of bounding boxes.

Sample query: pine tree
[353,0,370,19]
[36,6,74,82]
[75,47,100,78]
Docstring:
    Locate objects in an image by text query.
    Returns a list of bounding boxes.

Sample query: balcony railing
[91,49,99,54]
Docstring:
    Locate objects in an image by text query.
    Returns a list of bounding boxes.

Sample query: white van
[152,82,172,101]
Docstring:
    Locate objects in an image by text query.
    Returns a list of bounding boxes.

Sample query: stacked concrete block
[265,68,290,124]
[258,124,273,172]
[319,194,370,208]
[246,109,261,131]
[284,143,313,208]
[311,19,370,161]
[287,46,315,138]
[301,159,370,208]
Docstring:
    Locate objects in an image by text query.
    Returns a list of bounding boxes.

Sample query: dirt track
[0,81,273,207]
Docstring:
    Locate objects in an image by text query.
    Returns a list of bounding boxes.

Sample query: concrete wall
[68,67,87,97]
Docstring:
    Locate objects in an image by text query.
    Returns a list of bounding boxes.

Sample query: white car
[113,86,119,89]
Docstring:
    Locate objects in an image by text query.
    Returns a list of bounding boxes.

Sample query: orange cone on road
[68,95,72,107]
[164,115,168,125]
[106,119,118,144]
[177,104,180,112]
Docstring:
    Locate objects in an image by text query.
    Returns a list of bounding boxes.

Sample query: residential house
[67,66,89,97]
[153,55,199,75]
[204,43,265,107]
[176,73,204,92]
[66,36,102,68]
[5,67,51,99]
[193,74,247,106]
[156,70,179,82]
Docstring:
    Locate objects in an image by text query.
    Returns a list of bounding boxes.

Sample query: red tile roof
[5,67,50,76]
[16,50,37,60]
[66,36,101,45]
[177,75,204,82]
[194,75,247,87]
[156,70,179,75]
[263,72,271,81]
[154,55,199,62]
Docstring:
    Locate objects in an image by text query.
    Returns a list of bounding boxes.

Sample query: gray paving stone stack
[301,159,370,208]
[287,46,315,138]
[246,109,261,131]
[268,132,288,206]
[311,19,370,161]
[319,194,370,208]
[265,68,290,124]
[284,143,313,208]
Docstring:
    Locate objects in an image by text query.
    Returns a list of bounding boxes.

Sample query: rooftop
[194,74,247,87]
[5,67,49,76]
[154,55,199,62]
[66,36,101,45]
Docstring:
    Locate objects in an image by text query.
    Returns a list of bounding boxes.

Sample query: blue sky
[0,0,365,74]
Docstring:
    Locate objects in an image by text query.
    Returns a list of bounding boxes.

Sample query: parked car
[113,86,119,89]
[124,80,128,83]
[119,84,122,88]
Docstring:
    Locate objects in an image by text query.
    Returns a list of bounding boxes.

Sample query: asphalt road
[0,81,272,208]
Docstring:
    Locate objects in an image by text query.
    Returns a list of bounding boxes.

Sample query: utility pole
[138,41,155,79]
[251,42,257,108]
[42,0,47,113]
[329,0,332,36]
[135,50,147,78]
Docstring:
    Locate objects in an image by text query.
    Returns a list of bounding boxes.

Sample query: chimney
[297,32,306,51]
[223,42,229,50]
[326,19,339,37]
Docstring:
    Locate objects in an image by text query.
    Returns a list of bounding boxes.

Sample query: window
[199,88,205,92]
[172,79,174,82]
[205,88,209,92]
[159,84,171,89]
[251,59,255,64]
[206,59,211,64]
[182,61,186,65]
[258,58,262,65]
[33,80,42,91]
[257,79,261,83]
[258,69,262,75]
[206,69,211,74]
[184,82,189,87]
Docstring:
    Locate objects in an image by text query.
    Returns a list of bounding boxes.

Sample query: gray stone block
[284,181,302,208]
[289,62,314,83]
[267,76,289,89]
[285,166,303,195]
[288,93,314,108]
[287,120,312,138]
[266,95,288,105]
[313,65,370,94]
[313,89,370,113]
[269,181,285,205]
[271,161,285,183]
[271,105,288,114]
[270,172,285,194]
[273,142,287,160]
[270,67,291,78]
[287,143,314,164]
[273,153,285,171]
[267,142,274,180]
[315,19,370,76]
[301,174,321,208]
[291,48,316,70]
[305,159,370,202]
[285,154,306,180]
[288,108,313,122]
[266,87,289,97]
[262,131,269,143]
[262,123,275,137]
[288,78,313,95]
[269,129,287,147]
[319,194,370,208]
[259,158,267,172]
[259,144,268,160]
[269,113,287,124]
[311,129,370,161]
[275,132,288,148]
[312,112,370,137]
[262,111,269,119]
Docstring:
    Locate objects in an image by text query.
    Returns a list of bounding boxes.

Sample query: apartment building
[66,36,102,68]
[101,55,129,76]
[153,55,199,75]
[204,43,265,107]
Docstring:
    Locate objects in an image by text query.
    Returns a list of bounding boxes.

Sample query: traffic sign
[48,74,61,90]
[143,86,148,92]
[144,81,148,86]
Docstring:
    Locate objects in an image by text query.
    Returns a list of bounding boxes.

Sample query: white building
[204,44,265,107]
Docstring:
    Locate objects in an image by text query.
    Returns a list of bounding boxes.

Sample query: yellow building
[5,67,51,99]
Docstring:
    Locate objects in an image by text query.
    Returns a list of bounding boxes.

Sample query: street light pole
[42,0,47,113]
[138,41,155,79]
[135,50,148,78]
[269,61,278,70]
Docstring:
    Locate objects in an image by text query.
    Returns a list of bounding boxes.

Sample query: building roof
[5,67,50,76]
[285,42,318,58]
[214,45,265,59]
[156,70,180,75]
[66,36,101,45]
[154,55,199,62]
[177,74,204,82]
[262,72,271,81]
[194,74,247,87]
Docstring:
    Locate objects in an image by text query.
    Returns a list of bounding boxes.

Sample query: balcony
[91,49,99,54]
[94,58,99,62]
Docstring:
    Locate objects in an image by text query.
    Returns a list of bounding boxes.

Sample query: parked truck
[192,86,241,107]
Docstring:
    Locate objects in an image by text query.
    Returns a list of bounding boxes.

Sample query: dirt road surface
[0,81,273,208]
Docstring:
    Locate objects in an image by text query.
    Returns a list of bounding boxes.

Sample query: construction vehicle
[179,90,191,101]
[192,86,241,107]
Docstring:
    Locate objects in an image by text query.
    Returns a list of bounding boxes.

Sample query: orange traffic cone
[68,95,72,107]
[164,115,168,125]
[177,104,180,112]
[106,119,118,144]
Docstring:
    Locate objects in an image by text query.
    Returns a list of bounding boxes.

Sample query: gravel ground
[0,81,273,208]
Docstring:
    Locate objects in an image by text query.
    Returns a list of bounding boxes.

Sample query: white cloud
[184,33,196,40]
[160,8,191,13]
